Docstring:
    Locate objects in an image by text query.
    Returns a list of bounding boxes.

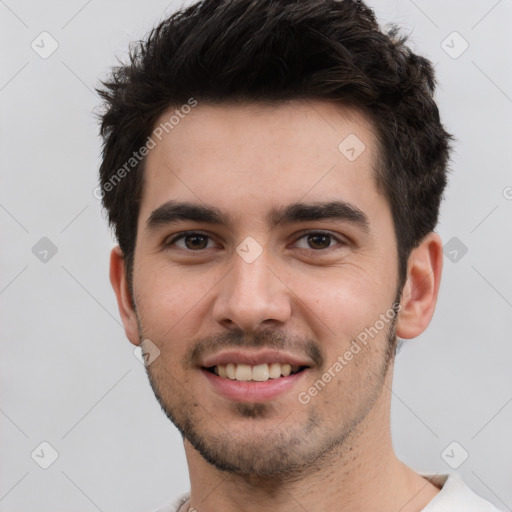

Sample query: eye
[164,230,347,253]
[165,231,217,251]
[293,231,345,251]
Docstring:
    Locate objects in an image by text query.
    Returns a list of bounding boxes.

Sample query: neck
[183,369,440,512]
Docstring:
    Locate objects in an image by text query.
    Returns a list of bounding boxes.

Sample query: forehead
[138,99,385,230]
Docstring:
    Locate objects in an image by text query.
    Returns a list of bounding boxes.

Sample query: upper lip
[200,349,313,368]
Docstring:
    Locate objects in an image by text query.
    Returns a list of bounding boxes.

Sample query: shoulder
[147,492,190,512]
[419,473,504,512]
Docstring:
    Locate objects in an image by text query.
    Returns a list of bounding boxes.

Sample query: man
[96,0,502,510]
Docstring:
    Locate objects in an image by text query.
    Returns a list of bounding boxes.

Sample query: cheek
[284,265,396,378]
[293,265,386,331]
[133,263,215,339]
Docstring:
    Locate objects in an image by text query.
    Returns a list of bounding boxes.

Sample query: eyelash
[164,230,347,253]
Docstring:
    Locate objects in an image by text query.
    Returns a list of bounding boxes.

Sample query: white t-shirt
[417,473,503,511]
[150,473,504,512]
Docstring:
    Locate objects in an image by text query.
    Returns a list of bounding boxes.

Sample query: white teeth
[268,362,281,379]
[212,362,303,381]
[235,364,252,381]
[226,363,236,380]
[252,364,269,381]
[281,363,292,377]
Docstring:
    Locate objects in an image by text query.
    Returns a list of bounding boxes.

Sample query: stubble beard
[140,309,399,481]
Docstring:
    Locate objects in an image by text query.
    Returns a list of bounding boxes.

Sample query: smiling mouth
[204,363,308,382]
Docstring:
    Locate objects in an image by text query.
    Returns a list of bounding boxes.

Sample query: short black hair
[96,0,452,289]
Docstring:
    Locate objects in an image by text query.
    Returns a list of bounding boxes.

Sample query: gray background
[1,0,511,510]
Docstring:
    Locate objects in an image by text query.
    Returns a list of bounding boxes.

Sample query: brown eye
[183,234,209,250]
[166,232,214,251]
[306,233,332,250]
[294,231,342,251]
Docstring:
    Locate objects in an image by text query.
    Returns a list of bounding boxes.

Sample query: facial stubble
[138,302,400,480]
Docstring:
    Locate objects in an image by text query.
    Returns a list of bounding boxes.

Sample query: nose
[212,246,292,333]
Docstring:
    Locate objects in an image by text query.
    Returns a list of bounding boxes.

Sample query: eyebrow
[145,199,370,234]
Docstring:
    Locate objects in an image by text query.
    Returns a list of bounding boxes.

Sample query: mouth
[204,363,308,382]
[199,350,312,402]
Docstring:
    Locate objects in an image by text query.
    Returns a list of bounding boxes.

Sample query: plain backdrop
[1,0,511,510]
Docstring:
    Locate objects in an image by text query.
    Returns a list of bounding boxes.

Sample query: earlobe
[109,246,140,346]
[396,232,443,340]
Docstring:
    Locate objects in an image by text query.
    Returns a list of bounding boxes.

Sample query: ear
[109,246,140,346]
[396,232,443,339]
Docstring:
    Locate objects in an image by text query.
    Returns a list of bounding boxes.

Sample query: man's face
[130,100,402,476]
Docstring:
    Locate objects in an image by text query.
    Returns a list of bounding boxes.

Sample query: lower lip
[201,368,309,402]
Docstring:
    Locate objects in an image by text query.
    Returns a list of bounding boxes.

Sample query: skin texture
[110,99,444,512]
